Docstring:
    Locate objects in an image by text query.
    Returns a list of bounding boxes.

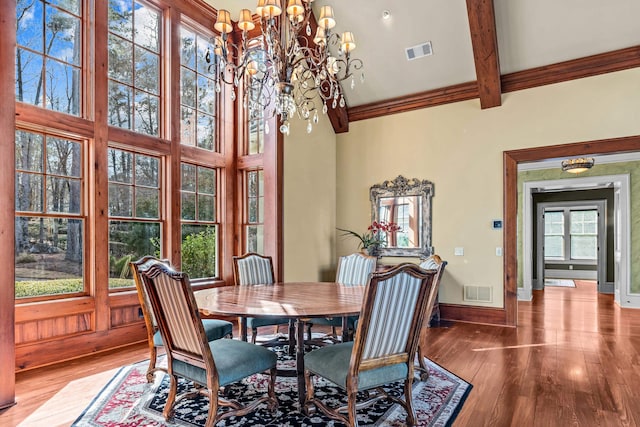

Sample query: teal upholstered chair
[131,256,233,382]
[233,253,291,343]
[137,259,278,426]
[309,252,377,341]
[416,254,447,380]
[304,263,436,427]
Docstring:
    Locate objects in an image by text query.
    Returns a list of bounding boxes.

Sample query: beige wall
[283,113,338,282]
[336,68,640,308]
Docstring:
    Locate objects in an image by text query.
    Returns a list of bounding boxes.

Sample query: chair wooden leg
[404,378,417,426]
[417,344,430,381]
[346,389,358,427]
[163,374,178,421]
[251,328,258,344]
[147,346,158,382]
[205,388,218,427]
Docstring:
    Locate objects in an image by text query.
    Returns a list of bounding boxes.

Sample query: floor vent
[464,285,493,303]
[405,41,433,61]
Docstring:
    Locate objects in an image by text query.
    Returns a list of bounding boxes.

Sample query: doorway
[520,174,632,307]
[535,200,607,293]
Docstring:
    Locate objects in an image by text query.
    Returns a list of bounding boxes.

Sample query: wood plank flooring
[1,280,640,426]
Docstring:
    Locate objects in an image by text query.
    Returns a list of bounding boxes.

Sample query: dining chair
[131,256,233,382]
[303,263,436,427]
[232,252,292,344]
[308,252,377,341]
[137,258,278,426]
[416,254,448,381]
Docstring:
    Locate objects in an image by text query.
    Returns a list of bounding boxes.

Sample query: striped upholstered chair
[416,254,447,380]
[131,256,233,382]
[309,252,377,341]
[233,253,291,343]
[304,263,436,427]
[137,259,278,426]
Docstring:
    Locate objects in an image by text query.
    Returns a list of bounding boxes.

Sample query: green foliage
[16,254,36,264]
[15,278,83,298]
[15,278,133,298]
[181,228,216,278]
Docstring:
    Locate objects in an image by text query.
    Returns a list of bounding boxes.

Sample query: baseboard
[440,304,510,327]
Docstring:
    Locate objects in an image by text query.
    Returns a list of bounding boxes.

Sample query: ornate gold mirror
[370,176,434,257]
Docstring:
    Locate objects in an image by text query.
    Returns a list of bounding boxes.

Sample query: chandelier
[208,0,364,135]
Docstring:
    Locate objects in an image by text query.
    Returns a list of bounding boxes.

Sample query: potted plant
[337,220,401,257]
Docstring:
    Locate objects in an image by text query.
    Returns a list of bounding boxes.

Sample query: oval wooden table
[195,282,364,405]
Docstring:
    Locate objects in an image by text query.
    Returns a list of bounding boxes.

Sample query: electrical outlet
[454,247,464,256]
[496,247,502,256]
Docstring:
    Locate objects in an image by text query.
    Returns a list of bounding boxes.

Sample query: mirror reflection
[378,195,421,248]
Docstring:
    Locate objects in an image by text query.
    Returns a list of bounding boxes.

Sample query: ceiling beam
[465,0,502,109]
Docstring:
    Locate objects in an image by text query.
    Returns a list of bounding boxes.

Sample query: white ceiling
[205,0,640,108]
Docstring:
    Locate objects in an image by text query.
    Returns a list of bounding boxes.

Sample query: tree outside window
[180,163,218,279]
[107,147,161,289]
[107,0,161,136]
[15,129,84,299]
[245,170,264,253]
[16,0,82,116]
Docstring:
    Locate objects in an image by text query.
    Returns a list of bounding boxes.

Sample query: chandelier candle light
[209,0,364,134]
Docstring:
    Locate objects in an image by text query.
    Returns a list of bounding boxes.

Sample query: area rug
[544,279,576,288]
[72,345,471,427]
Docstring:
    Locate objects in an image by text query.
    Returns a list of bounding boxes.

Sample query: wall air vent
[463,285,493,303]
[405,41,433,61]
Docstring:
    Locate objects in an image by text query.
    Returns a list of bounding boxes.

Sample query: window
[179,25,217,150]
[108,0,161,136]
[544,208,597,261]
[570,210,597,260]
[107,147,161,289]
[180,163,218,279]
[15,129,84,299]
[244,170,264,253]
[16,0,82,115]
[544,211,564,259]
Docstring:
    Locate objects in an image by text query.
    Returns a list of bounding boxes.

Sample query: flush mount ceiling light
[382,10,391,20]
[209,1,364,135]
[561,157,595,174]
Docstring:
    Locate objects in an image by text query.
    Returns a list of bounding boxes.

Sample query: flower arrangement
[337,220,402,254]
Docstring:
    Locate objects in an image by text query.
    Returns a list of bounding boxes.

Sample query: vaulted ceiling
[205,0,640,132]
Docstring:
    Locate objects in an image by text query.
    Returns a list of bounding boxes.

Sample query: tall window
[107,147,161,289]
[245,169,264,253]
[108,0,161,136]
[15,130,84,299]
[180,163,218,279]
[179,25,217,150]
[544,211,564,259]
[16,0,82,115]
[570,210,597,260]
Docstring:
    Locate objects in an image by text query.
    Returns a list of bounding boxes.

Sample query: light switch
[496,247,503,256]
[454,247,464,256]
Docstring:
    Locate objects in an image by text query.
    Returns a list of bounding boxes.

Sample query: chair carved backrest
[131,256,171,336]
[350,263,435,374]
[419,254,447,324]
[137,259,215,375]
[335,252,377,286]
[233,253,275,286]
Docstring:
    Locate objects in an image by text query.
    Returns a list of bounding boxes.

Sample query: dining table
[194,281,364,405]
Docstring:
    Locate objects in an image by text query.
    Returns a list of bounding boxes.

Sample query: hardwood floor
[1,280,639,426]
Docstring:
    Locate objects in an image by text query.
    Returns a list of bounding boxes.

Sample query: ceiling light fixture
[209,1,364,135]
[382,10,391,20]
[561,157,595,174]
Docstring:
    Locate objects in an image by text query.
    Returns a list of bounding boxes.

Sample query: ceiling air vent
[405,41,433,61]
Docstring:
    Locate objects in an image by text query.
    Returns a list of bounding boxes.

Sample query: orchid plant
[337,220,402,250]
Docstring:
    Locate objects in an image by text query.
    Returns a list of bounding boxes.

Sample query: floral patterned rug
[72,345,471,426]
